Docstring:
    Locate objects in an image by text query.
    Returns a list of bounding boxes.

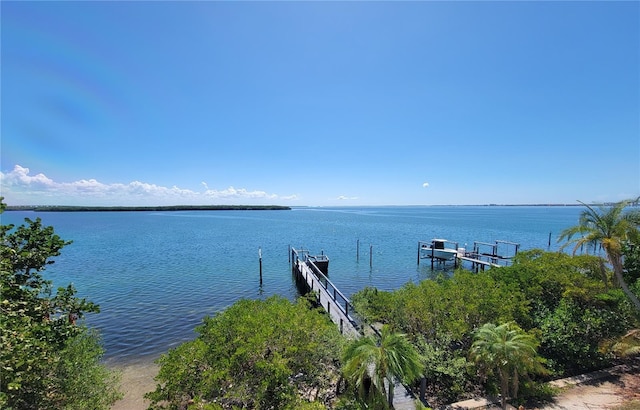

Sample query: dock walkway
[291,250,360,339]
[290,248,418,409]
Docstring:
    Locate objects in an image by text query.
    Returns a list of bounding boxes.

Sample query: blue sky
[2,1,638,206]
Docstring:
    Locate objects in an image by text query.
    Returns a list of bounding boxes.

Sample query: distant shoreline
[5,205,291,212]
[5,203,631,212]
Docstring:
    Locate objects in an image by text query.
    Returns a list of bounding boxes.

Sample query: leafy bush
[350,286,395,323]
[416,334,474,404]
[538,293,634,374]
[0,200,121,409]
[348,250,639,405]
[146,296,344,409]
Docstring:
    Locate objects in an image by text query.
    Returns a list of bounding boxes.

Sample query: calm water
[3,206,583,364]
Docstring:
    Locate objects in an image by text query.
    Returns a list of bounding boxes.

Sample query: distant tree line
[5,205,291,212]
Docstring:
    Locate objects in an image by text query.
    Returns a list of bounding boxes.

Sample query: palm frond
[612,329,640,357]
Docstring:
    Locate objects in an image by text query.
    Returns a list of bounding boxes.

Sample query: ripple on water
[2,207,583,362]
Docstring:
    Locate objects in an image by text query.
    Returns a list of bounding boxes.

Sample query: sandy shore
[109,361,159,410]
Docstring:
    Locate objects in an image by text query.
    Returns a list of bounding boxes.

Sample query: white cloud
[422,182,430,188]
[2,164,56,188]
[0,165,296,206]
[203,185,277,200]
[337,195,358,201]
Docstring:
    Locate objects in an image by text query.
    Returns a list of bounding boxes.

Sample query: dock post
[431,247,434,269]
[369,245,373,268]
[259,247,263,285]
[357,239,360,262]
[417,242,420,265]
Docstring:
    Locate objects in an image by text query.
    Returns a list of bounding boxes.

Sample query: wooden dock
[291,248,361,338]
[290,248,420,409]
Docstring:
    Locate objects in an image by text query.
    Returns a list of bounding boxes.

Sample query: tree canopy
[0,199,121,409]
[559,198,640,310]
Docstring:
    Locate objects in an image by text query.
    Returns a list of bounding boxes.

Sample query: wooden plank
[458,256,501,268]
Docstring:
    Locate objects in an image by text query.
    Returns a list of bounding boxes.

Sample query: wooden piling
[431,246,435,269]
[259,247,263,285]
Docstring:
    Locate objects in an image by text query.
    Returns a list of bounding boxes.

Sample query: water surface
[3,206,583,363]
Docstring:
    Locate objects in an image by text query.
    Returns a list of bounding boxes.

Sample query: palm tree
[558,199,640,311]
[342,325,423,408]
[470,322,545,410]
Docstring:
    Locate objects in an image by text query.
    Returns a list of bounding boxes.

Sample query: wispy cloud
[336,195,359,201]
[422,182,430,188]
[0,165,297,205]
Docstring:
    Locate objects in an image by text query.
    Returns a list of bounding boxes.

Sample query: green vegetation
[342,325,423,408]
[351,248,638,406]
[149,243,639,408]
[0,199,121,409]
[610,329,640,357]
[146,200,639,409]
[470,322,546,409]
[5,204,291,212]
[6,197,638,409]
[145,295,344,409]
[559,198,640,311]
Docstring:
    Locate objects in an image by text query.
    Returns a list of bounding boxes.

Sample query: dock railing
[291,247,418,408]
[291,248,368,337]
[417,239,520,271]
[471,240,518,266]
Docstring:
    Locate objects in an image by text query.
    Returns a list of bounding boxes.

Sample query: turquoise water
[3,206,583,364]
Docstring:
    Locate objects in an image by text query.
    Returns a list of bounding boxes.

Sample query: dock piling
[259,247,263,285]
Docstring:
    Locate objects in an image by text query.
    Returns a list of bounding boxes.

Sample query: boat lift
[418,239,520,271]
